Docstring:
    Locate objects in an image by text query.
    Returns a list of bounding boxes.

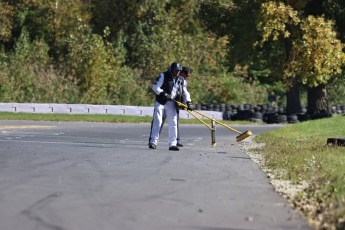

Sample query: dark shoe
[177,143,184,147]
[169,146,179,151]
[149,143,156,149]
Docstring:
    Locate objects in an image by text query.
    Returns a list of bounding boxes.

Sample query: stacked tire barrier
[196,103,345,124]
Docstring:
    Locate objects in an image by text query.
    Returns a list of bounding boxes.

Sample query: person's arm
[153,73,171,100]
[182,80,191,103]
[181,79,194,110]
[152,73,165,95]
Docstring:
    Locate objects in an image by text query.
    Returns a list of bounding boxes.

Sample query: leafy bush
[0,30,79,103]
[188,71,268,104]
[62,25,151,105]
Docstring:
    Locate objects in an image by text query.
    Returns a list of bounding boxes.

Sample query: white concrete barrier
[0,103,15,112]
[0,103,223,120]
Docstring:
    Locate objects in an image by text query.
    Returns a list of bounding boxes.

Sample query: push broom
[173,100,253,142]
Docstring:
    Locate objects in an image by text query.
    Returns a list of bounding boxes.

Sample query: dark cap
[182,66,192,75]
[170,62,182,71]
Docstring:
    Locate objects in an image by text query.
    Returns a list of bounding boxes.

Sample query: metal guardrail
[0,103,223,120]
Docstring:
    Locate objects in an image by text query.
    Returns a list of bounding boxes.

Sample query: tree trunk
[286,78,301,115]
[307,84,329,119]
[284,24,301,116]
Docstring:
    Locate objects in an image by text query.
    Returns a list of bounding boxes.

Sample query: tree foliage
[257,1,345,88]
[199,0,262,69]
[256,2,300,45]
[0,30,79,103]
[121,0,229,79]
[0,1,14,42]
[1,0,345,107]
[316,0,345,42]
[286,16,345,87]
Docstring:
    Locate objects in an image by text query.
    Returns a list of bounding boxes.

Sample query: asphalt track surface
[0,120,311,230]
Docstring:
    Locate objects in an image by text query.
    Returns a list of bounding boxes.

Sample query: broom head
[236,130,253,142]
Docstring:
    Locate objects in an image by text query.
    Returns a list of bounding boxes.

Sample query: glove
[187,101,195,111]
[159,92,171,101]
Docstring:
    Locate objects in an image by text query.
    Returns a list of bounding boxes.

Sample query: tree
[199,0,287,105]
[199,0,262,69]
[257,1,345,117]
[90,0,229,81]
[0,0,269,105]
[200,0,345,116]
[0,29,79,103]
[320,0,345,42]
[89,0,140,42]
[0,1,14,43]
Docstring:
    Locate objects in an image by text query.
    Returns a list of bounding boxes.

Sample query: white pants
[160,109,181,144]
[149,101,178,147]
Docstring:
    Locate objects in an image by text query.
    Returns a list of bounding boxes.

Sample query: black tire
[287,114,299,123]
[237,104,244,111]
[201,103,208,110]
[255,105,263,113]
[278,107,285,114]
[213,104,220,111]
[266,107,275,113]
[278,115,287,124]
[231,113,238,121]
[243,104,252,110]
[297,113,309,122]
[327,138,345,147]
[261,104,268,112]
[264,112,278,124]
[253,112,263,119]
[250,118,263,123]
[236,109,253,121]
[223,111,232,120]
[225,104,232,111]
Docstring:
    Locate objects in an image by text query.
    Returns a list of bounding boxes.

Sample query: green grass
[0,112,253,124]
[254,115,345,229]
[0,112,154,123]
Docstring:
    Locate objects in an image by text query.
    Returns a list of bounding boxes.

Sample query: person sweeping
[148,62,194,151]
[159,66,194,147]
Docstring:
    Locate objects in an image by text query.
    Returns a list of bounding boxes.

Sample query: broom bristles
[236,130,253,142]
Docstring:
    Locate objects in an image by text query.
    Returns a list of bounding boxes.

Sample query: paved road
[0,120,311,230]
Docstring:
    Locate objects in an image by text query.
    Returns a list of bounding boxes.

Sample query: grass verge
[254,115,345,229]
[0,112,253,125]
